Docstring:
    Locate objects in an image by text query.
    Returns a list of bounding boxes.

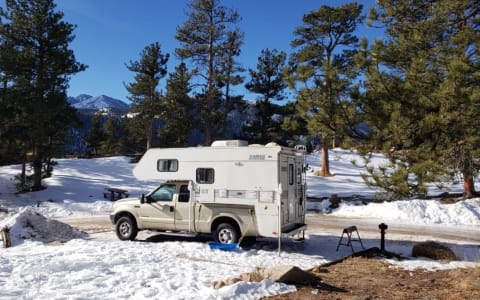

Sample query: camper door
[280,155,297,224]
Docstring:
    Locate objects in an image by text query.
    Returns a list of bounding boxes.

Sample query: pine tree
[84,112,105,156]
[100,116,118,155]
[245,48,287,144]
[218,29,245,106]
[158,62,194,147]
[0,0,86,191]
[125,42,169,150]
[362,0,480,198]
[286,2,364,176]
[175,0,242,145]
[118,116,144,155]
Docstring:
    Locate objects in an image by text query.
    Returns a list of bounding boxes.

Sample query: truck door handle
[169,206,174,212]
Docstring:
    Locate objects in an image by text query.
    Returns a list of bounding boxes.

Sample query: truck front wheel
[116,216,138,241]
[214,223,239,244]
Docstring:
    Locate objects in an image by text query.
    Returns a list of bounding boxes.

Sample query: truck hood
[112,197,140,207]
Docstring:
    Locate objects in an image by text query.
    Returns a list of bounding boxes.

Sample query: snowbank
[0,207,86,246]
[331,198,480,226]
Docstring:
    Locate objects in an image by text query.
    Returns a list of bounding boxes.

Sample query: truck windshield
[150,184,175,201]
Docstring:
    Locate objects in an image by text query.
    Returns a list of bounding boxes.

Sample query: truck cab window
[150,184,175,201]
[178,185,190,202]
[196,168,214,184]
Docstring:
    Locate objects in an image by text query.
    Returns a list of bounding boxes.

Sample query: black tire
[240,236,256,247]
[214,223,239,244]
[115,216,138,241]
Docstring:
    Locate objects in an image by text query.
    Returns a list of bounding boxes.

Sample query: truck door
[174,183,193,231]
[139,184,176,230]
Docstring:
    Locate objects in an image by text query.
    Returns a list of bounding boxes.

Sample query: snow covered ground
[0,149,479,299]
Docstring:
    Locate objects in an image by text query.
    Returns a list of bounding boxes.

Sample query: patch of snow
[0,207,86,246]
[0,149,479,298]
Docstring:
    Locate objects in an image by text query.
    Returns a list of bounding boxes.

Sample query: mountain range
[67,94,130,111]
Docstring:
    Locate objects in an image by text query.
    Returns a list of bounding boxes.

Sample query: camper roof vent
[211,140,248,147]
[265,142,279,147]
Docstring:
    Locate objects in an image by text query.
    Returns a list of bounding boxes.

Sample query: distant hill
[67,94,130,111]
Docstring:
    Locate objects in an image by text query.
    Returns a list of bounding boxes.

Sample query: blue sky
[56,0,379,103]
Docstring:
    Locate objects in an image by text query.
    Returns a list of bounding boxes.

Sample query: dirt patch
[265,257,480,300]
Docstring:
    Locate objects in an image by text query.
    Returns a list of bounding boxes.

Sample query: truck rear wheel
[214,223,239,244]
[116,216,138,241]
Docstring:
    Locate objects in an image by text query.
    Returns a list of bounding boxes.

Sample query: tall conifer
[245,48,287,144]
[287,2,364,176]
[361,0,480,197]
[158,62,194,147]
[175,0,242,145]
[0,0,86,190]
[125,42,169,150]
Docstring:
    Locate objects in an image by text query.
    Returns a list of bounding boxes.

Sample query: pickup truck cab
[111,180,255,244]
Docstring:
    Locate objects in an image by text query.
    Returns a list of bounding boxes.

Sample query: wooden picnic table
[104,187,129,201]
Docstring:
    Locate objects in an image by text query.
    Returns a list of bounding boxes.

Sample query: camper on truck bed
[110,140,307,245]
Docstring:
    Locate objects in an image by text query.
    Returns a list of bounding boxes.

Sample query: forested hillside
[0,0,478,197]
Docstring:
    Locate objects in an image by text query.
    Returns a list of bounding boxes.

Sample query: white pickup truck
[110,140,307,245]
[110,180,258,244]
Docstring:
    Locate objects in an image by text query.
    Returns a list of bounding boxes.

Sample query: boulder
[412,241,457,261]
[211,265,318,289]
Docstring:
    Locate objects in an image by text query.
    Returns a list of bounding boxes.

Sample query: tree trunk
[146,119,154,150]
[20,161,26,189]
[320,135,331,177]
[462,170,476,198]
[32,154,43,191]
[204,125,212,146]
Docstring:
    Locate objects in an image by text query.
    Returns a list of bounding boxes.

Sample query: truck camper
[110,140,307,246]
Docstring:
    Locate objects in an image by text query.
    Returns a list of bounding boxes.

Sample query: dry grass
[265,257,480,300]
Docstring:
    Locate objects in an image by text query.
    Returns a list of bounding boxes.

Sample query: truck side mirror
[140,194,145,204]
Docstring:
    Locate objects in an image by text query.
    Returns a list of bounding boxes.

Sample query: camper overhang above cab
[132,140,298,182]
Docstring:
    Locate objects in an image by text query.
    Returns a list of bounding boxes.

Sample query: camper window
[289,164,294,185]
[196,168,214,184]
[157,159,178,172]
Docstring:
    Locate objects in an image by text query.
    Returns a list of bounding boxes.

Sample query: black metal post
[378,223,388,251]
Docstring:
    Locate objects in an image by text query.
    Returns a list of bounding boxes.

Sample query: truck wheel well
[114,212,137,227]
[211,217,241,236]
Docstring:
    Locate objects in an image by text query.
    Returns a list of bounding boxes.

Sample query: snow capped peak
[76,94,93,101]
[68,94,130,111]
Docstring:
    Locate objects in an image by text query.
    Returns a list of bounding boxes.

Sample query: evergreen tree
[158,62,194,147]
[125,42,169,150]
[84,112,105,156]
[100,115,118,155]
[218,29,245,105]
[286,2,364,176]
[175,0,242,145]
[361,0,480,198]
[0,0,86,190]
[245,48,287,144]
[118,116,144,155]
[281,101,309,148]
